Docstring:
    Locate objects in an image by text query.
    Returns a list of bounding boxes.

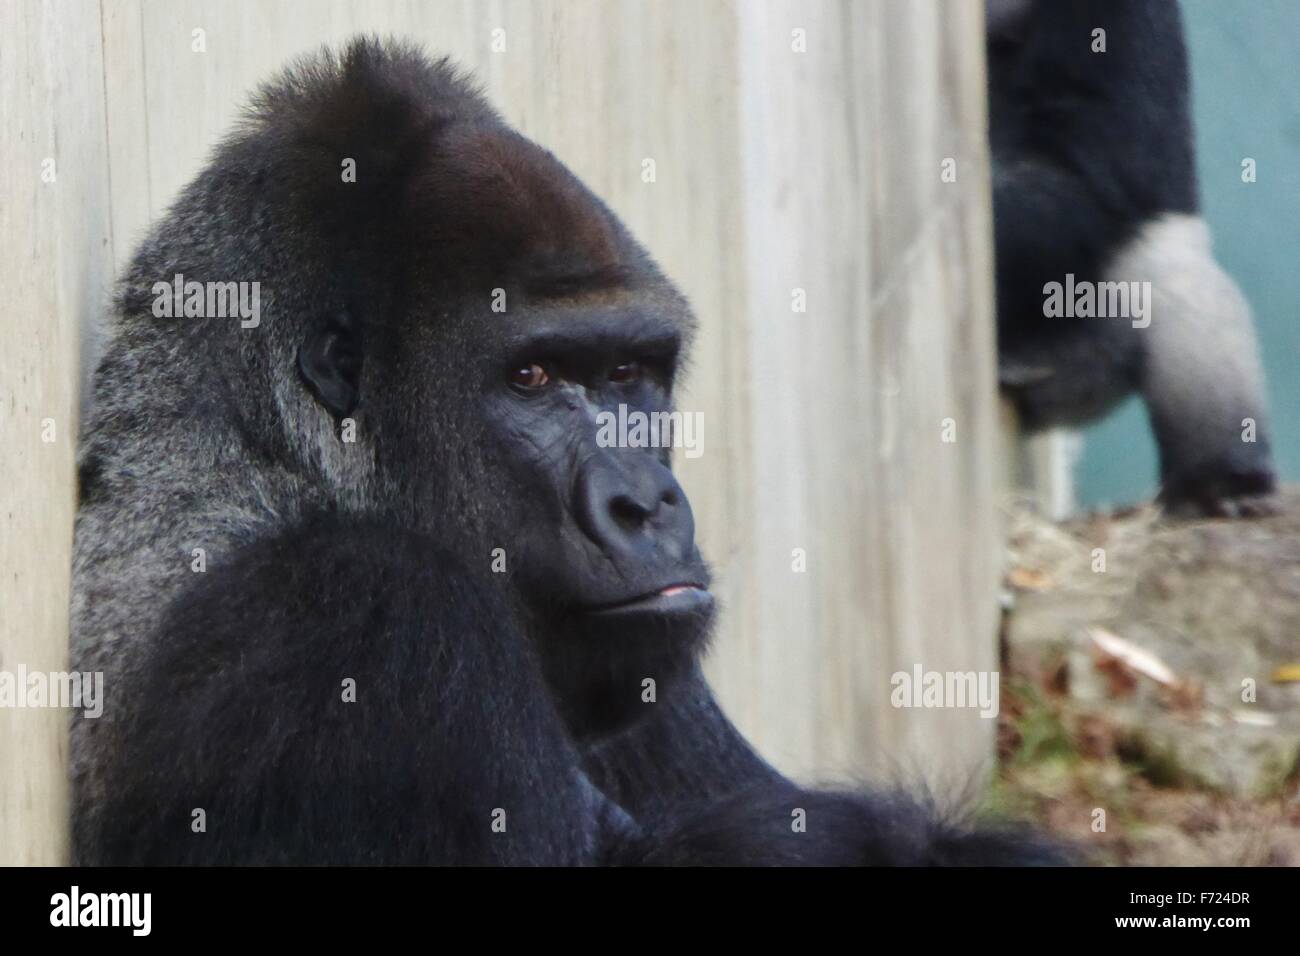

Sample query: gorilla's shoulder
[153,511,510,685]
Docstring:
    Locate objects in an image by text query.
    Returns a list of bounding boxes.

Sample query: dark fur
[92,515,602,865]
[72,38,1064,866]
[988,0,1275,514]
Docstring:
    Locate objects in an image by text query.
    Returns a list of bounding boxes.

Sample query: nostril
[662,488,679,507]
[609,494,652,529]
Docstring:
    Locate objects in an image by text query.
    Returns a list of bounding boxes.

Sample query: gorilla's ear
[298,311,364,419]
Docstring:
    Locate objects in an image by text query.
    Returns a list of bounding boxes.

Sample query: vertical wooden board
[98,0,149,285]
[714,0,1000,783]
[727,0,829,776]
[0,0,112,864]
[863,0,1000,783]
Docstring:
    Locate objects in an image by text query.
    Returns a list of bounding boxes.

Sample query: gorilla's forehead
[253,44,647,303]
[249,41,694,341]
[406,123,634,289]
[405,122,697,340]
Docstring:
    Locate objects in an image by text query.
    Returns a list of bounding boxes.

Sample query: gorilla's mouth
[583,584,713,618]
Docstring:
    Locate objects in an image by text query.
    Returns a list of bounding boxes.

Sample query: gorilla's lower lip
[583,585,713,617]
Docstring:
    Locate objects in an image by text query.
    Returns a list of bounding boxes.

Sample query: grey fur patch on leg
[1108,213,1277,516]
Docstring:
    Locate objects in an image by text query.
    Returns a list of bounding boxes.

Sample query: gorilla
[70,38,1062,865]
[987,0,1276,516]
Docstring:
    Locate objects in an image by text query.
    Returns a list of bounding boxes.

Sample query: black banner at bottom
[0,865,1284,940]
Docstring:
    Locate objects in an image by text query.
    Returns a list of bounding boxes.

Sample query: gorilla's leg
[78,513,601,865]
[1115,214,1278,516]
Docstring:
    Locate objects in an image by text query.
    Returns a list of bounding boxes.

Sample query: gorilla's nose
[576,453,696,563]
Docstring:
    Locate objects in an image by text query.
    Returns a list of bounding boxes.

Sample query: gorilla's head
[985,0,1034,41]
[176,39,715,737]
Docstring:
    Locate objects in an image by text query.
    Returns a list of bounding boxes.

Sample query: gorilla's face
[303,291,713,738]
[470,296,715,737]
[475,302,706,605]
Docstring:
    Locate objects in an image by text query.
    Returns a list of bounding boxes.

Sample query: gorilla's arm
[617,788,1067,866]
[583,667,779,818]
[79,514,602,865]
[585,672,1069,866]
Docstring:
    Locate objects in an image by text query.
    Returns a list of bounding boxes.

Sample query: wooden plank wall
[0,0,1000,863]
[0,0,113,865]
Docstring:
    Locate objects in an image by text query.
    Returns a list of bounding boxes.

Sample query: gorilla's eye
[510,363,551,390]
[609,362,643,384]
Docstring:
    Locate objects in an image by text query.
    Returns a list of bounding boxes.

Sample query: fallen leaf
[1093,653,1139,698]
[1163,677,1204,714]
[1089,628,1177,686]
[1231,710,1278,728]
[1008,567,1054,591]
[1270,664,1300,684]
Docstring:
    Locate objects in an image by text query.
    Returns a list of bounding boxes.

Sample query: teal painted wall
[1076,0,1300,508]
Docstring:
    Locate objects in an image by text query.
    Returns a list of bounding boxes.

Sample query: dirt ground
[991,489,1300,866]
